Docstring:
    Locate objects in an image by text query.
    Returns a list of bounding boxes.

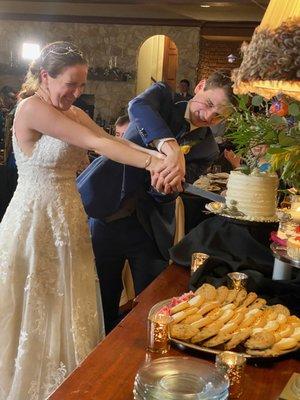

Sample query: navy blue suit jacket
[77,82,218,258]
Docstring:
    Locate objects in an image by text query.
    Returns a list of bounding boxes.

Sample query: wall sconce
[22,43,40,61]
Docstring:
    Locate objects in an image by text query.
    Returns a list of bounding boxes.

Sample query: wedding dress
[0,106,105,400]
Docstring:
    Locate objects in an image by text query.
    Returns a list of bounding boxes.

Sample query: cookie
[276,313,288,325]
[203,332,232,347]
[219,308,235,324]
[224,289,238,304]
[188,294,206,308]
[290,326,300,341]
[182,311,203,324]
[240,292,258,308]
[248,298,267,310]
[274,324,294,341]
[191,308,221,329]
[195,283,217,301]
[269,304,290,317]
[234,289,248,307]
[170,301,189,315]
[191,320,224,343]
[172,306,199,323]
[246,348,274,357]
[170,324,199,340]
[198,301,219,316]
[216,286,229,304]
[245,331,276,350]
[240,309,262,329]
[272,337,298,352]
[225,328,252,350]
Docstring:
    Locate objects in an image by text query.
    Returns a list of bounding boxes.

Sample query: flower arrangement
[225,94,300,190]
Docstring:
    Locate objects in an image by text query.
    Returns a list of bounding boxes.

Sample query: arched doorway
[136,35,178,95]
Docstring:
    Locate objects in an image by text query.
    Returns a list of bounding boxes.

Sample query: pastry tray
[150,299,299,359]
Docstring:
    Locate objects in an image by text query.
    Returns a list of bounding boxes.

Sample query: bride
[0,41,170,400]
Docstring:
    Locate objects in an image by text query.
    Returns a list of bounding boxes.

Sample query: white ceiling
[0,1,270,24]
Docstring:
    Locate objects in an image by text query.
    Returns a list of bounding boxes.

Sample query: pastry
[170,301,189,315]
[248,298,267,310]
[216,286,229,304]
[191,308,221,329]
[225,328,252,350]
[240,292,257,308]
[170,324,199,340]
[171,306,199,323]
[187,294,206,308]
[224,289,238,304]
[195,283,217,301]
[245,331,276,350]
[269,304,290,316]
[273,337,298,352]
[203,332,232,347]
[234,289,248,306]
[240,309,262,329]
[198,301,219,315]
[191,320,224,343]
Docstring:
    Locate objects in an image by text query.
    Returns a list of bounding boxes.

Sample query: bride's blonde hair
[19,41,87,99]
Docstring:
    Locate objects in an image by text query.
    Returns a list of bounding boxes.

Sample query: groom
[78,70,234,332]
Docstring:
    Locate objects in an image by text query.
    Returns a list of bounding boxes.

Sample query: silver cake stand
[271,243,300,280]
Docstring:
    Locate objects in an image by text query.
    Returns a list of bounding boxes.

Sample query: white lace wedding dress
[0,107,105,400]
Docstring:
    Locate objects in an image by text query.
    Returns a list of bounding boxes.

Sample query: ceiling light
[200,5,211,8]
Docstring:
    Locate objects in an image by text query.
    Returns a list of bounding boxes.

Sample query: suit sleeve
[128,82,175,146]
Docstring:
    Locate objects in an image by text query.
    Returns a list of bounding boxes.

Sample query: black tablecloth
[170,214,277,269]
[180,193,212,233]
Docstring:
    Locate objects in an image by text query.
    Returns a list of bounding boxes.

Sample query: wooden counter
[49,264,300,400]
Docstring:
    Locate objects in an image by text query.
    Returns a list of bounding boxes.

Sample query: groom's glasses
[190,99,233,124]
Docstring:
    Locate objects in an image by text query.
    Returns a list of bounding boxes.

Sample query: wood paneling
[162,36,178,90]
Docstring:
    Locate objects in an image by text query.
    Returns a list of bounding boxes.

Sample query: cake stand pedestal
[271,243,300,280]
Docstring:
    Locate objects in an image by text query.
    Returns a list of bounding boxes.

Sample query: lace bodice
[13,106,86,187]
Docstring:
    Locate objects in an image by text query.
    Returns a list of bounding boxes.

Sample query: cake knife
[183,182,226,203]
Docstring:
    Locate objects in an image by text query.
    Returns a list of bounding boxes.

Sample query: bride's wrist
[144,155,152,170]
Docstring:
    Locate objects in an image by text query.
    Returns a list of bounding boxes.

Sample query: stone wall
[0,20,199,121]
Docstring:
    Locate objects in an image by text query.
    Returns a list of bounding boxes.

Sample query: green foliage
[225,95,300,189]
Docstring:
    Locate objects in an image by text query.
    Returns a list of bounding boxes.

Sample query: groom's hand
[155,141,185,193]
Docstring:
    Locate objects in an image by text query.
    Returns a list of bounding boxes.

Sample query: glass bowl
[133,356,229,399]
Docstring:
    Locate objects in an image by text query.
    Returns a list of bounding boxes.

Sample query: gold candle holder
[191,252,209,275]
[227,272,248,290]
[215,351,246,399]
[147,303,171,354]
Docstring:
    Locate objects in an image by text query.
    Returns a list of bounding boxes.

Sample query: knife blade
[183,182,226,203]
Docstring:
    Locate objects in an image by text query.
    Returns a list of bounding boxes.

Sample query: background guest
[115,114,130,138]
[174,79,193,102]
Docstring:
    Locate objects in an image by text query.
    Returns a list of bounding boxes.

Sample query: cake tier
[226,171,278,218]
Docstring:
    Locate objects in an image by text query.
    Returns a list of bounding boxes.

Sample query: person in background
[115,114,130,138]
[224,144,270,171]
[78,69,235,332]
[174,79,193,102]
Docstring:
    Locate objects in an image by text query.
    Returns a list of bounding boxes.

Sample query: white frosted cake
[225,170,279,220]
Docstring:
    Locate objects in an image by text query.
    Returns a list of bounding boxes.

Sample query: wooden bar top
[49,264,300,400]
